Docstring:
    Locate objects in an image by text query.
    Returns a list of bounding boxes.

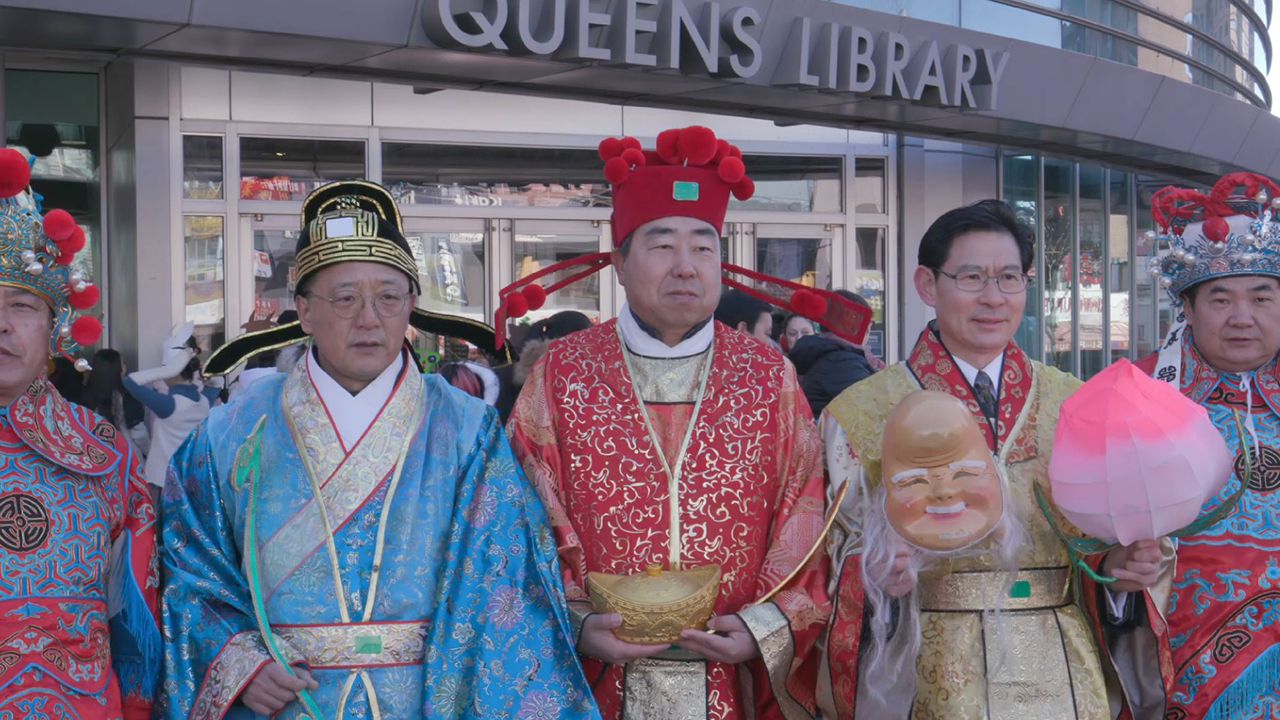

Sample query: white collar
[306,347,405,450]
[951,353,1004,388]
[617,303,714,359]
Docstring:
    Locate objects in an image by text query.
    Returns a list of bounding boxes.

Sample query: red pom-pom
[70,316,102,346]
[680,126,718,166]
[69,284,99,310]
[598,137,624,161]
[731,177,756,201]
[718,156,746,184]
[792,289,828,319]
[713,140,731,163]
[620,136,642,152]
[621,148,646,167]
[43,210,76,242]
[56,226,86,264]
[522,284,547,311]
[1203,215,1230,244]
[656,129,682,164]
[604,157,630,185]
[0,149,31,197]
[725,144,743,159]
[505,293,529,318]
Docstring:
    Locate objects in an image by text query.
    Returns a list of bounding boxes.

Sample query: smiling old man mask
[882,390,1005,552]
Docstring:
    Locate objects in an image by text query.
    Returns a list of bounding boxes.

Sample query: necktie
[974,370,998,424]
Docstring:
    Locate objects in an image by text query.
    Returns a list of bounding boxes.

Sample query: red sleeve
[506,357,589,600]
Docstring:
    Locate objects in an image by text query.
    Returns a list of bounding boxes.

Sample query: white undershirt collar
[306,346,405,450]
[617,303,714,359]
[951,353,1004,388]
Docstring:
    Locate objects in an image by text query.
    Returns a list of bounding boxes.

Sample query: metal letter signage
[421,0,1009,109]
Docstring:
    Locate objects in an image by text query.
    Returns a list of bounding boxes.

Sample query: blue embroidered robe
[159,354,598,719]
[1141,334,1280,720]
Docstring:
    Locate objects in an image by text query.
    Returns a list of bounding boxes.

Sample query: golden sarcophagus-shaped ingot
[586,564,721,644]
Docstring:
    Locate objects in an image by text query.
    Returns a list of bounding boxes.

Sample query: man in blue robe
[160,180,597,719]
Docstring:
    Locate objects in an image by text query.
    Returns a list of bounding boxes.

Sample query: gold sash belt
[274,620,429,669]
[918,567,1070,612]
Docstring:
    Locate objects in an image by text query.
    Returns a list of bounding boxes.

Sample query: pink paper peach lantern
[1048,359,1232,545]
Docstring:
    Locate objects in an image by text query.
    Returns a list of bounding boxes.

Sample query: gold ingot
[586,564,721,644]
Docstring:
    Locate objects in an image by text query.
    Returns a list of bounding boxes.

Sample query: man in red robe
[0,150,160,719]
[506,127,869,719]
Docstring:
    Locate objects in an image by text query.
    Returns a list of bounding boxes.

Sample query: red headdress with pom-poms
[0,148,102,368]
[1150,171,1280,302]
[494,127,871,348]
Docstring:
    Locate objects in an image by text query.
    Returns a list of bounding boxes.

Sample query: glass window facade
[183,135,224,200]
[836,0,1269,106]
[731,156,842,213]
[382,142,843,214]
[5,69,104,334]
[511,225,601,329]
[183,215,226,352]
[850,227,888,362]
[240,137,365,200]
[1001,151,1182,377]
[383,143,609,208]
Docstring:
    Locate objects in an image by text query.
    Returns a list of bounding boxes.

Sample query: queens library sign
[422,0,1010,110]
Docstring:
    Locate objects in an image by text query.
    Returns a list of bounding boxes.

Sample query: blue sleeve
[123,375,177,418]
[201,385,222,405]
[423,408,601,719]
[159,423,273,719]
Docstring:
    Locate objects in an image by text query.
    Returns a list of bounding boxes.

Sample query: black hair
[714,289,772,332]
[918,199,1034,274]
[82,349,124,417]
[180,337,202,381]
[49,357,83,403]
[525,311,593,344]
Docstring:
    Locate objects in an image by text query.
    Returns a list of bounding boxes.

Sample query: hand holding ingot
[586,564,721,645]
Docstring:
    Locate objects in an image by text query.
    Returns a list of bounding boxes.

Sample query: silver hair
[856,463,1027,716]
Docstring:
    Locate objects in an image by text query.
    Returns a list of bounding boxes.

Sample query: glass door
[238,214,302,333]
[403,217,491,365]
[752,223,835,290]
[508,219,610,339]
[848,226,888,363]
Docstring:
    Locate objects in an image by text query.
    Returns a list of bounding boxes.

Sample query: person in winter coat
[788,291,876,418]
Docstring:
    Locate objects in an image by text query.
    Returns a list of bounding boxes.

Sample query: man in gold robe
[820,200,1173,719]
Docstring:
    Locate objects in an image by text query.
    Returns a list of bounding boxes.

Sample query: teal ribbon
[236,415,325,720]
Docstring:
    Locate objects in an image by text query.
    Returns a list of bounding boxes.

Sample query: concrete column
[896,137,997,357]
[105,59,176,369]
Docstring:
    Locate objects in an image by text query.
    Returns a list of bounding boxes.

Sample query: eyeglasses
[306,290,412,319]
[935,269,1029,294]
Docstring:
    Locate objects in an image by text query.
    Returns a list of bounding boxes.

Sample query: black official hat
[294,180,420,294]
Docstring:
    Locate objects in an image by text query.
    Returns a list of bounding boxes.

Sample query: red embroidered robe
[0,379,160,720]
[508,320,829,720]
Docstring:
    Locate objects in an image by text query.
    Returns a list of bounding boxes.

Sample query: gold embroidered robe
[820,327,1171,720]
